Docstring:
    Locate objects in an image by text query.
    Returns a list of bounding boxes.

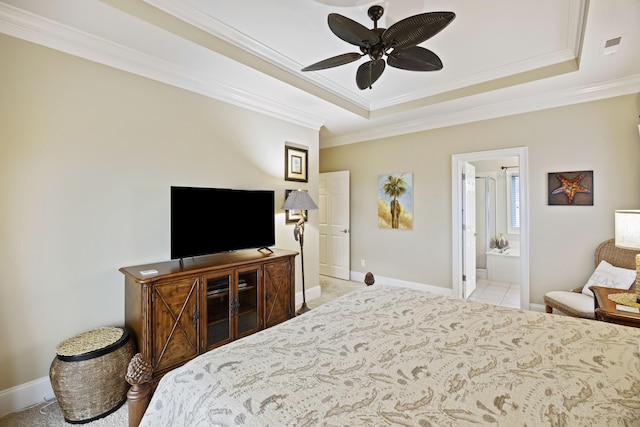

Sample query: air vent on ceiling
[602,36,622,55]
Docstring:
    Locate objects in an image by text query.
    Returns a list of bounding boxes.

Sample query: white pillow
[582,260,636,297]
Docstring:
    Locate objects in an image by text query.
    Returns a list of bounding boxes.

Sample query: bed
[135,284,640,426]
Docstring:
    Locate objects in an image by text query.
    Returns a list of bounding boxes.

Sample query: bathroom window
[507,170,520,234]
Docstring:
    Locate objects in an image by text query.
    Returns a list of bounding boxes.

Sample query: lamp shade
[282,190,318,211]
[614,210,640,250]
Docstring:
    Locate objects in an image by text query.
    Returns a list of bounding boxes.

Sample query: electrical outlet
[360,259,366,267]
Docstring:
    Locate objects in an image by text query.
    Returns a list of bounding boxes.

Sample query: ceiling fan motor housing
[368,5,384,25]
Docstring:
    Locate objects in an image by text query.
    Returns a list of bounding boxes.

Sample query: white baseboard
[306,273,451,302]
[349,271,547,312]
[0,376,53,418]
[349,271,454,296]
[296,284,321,306]
[528,303,546,312]
[476,268,488,280]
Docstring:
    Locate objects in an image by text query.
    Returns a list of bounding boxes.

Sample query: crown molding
[370,51,579,113]
[143,0,372,112]
[144,0,588,115]
[3,0,634,148]
[372,0,587,110]
[321,73,640,148]
[0,2,325,130]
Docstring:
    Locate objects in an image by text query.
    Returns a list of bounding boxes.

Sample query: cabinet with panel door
[203,265,262,351]
[121,248,297,384]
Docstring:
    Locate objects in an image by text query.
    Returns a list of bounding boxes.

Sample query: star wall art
[548,170,593,206]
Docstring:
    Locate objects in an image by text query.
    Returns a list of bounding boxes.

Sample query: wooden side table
[591,286,640,328]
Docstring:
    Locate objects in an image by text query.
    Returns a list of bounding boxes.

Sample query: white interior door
[463,163,477,299]
[319,171,350,280]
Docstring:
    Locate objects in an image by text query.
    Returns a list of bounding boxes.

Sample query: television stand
[258,246,274,254]
[120,248,298,417]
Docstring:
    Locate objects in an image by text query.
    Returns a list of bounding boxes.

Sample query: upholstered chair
[543,239,638,318]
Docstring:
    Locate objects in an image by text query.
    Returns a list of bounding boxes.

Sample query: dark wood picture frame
[285,145,308,182]
[548,170,593,206]
[284,189,307,223]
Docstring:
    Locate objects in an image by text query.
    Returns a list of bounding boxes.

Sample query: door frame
[451,147,530,309]
[462,162,477,299]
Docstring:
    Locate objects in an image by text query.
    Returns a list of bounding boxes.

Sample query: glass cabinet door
[205,272,231,348]
[237,268,260,337]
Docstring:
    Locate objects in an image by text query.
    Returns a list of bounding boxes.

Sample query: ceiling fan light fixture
[302,5,455,90]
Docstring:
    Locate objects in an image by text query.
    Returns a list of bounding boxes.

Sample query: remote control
[140,269,159,276]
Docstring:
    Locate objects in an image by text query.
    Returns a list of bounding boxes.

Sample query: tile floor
[467,278,520,308]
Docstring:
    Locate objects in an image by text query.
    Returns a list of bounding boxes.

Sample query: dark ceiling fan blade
[328,13,379,47]
[302,52,363,71]
[387,46,443,71]
[356,59,385,90]
[382,12,455,51]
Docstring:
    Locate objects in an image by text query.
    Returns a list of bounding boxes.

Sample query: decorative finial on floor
[364,272,375,286]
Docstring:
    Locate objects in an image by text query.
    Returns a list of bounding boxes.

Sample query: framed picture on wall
[548,170,593,206]
[285,145,308,182]
[377,172,413,229]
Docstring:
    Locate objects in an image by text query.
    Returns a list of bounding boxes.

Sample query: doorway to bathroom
[472,159,520,308]
[452,147,529,309]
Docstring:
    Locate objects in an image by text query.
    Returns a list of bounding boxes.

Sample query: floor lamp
[282,190,318,314]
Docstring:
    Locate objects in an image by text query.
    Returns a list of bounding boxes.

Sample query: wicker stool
[49,327,135,424]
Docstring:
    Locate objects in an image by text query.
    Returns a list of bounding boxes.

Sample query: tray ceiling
[1,0,639,147]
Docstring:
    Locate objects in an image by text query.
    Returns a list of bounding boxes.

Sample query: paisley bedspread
[140,285,640,426]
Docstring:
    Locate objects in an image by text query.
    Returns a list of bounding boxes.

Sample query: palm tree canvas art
[378,173,413,229]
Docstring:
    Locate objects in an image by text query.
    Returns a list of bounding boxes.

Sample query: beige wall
[320,94,640,303]
[0,34,319,391]
[2,28,639,397]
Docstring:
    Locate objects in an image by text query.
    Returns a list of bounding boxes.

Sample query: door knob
[342,229,349,233]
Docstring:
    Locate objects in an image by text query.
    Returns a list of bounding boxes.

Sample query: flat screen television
[171,186,275,260]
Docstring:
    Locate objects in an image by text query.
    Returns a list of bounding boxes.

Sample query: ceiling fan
[302,5,455,90]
